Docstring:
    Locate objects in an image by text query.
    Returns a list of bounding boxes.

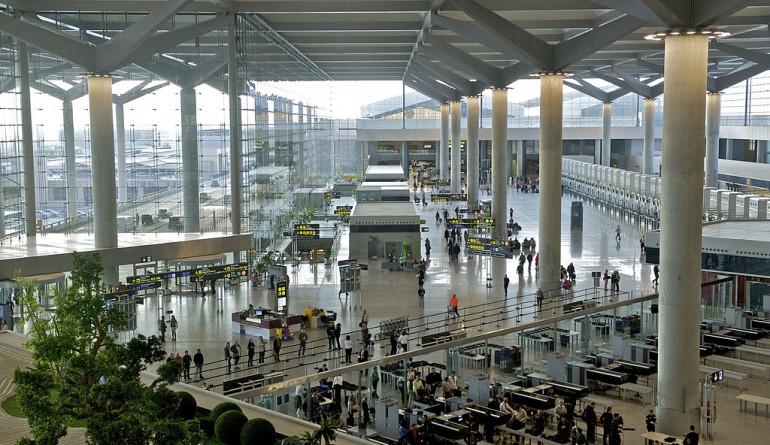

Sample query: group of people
[165,349,205,382]
[603,269,622,292]
[157,314,179,342]
[514,176,539,193]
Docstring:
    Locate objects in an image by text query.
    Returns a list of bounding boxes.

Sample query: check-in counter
[737,194,758,218]
[710,189,727,212]
[721,191,740,218]
[749,196,770,219]
[232,311,302,340]
[703,187,716,210]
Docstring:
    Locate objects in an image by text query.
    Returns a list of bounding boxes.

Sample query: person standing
[600,407,613,445]
[527,252,533,271]
[684,425,699,445]
[448,371,459,397]
[224,341,232,373]
[344,335,353,363]
[247,338,256,366]
[169,315,178,341]
[503,275,510,297]
[273,336,282,362]
[603,269,610,291]
[584,402,597,444]
[609,413,623,445]
[158,316,167,342]
[231,340,242,370]
[645,409,656,432]
[334,323,342,350]
[425,238,431,257]
[536,287,544,310]
[398,330,409,352]
[257,335,266,364]
[298,328,308,357]
[535,253,540,274]
[327,323,336,350]
[653,264,659,286]
[193,349,204,380]
[182,350,192,380]
[567,262,576,282]
[640,235,646,253]
[449,293,459,319]
[371,366,379,398]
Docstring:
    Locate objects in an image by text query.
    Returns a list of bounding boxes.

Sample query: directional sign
[293,223,320,239]
[334,205,353,215]
[431,193,467,202]
[127,263,248,288]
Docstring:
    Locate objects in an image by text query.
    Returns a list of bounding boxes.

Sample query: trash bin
[570,201,583,230]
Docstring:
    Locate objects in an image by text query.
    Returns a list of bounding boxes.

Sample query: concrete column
[228,23,242,236]
[287,101,294,167]
[63,99,78,222]
[18,41,36,236]
[601,102,612,166]
[450,100,462,193]
[537,74,563,295]
[401,141,409,178]
[114,102,128,203]
[297,102,305,186]
[180,87,200,233]
[643,98,656,175]
[491,88,508,240]
[440,103,449,180]
[515,140,525,177]
[88,75,119,284]
[656,34,709,434]
[467,95,480,209]
[705,93,721,188]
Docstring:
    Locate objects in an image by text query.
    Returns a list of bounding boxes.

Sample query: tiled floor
[7,185,770,444]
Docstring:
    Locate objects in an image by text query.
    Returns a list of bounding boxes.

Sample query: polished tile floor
[9,185,770,444]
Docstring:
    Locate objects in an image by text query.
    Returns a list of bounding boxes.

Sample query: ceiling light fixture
[644,28,730,41]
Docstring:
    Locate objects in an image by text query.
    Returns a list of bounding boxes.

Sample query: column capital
[80,73,121,79]
[707,91,721,96]
[530,71,571,78]
[644,97,656,102]
[644,28,730,41]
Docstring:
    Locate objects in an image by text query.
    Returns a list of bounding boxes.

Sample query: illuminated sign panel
[293,223,320,239]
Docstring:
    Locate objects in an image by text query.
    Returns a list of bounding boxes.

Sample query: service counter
[232,310,302,340]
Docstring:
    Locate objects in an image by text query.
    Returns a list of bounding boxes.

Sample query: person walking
[297,328,308,357]
[231,340,242,370]
[224,341,232,373]
[193,349,204,381]
[257,335,266,364]
[645,409,656,432]
[535,253,540,274]
[537,287,544,310]
[417,286,425,307]
[158,316,167,342]
[449,293,459,319]
[425,238,431,257]
[684,425,699,445]
[361,309,369,329]
[503,275,510,297]
[334,323,342,349]
[615,225,622,243]
[247,338,256,366]
[169,315,178,341]
[182,350,192,380]
[527,252,533,271]
[640,235,646,253]
[653,264,659,286]
[567,262,576,282]
[389,331,398,355]
[603,269,610,291]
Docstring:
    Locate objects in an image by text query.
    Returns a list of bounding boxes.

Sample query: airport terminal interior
[2,1,770,444]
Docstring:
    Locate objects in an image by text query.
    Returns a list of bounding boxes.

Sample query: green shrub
[214,410,248,445]
[210,401,242,424]
[199,418,214,437]
[241,418,275,445]
[173,391,197,420]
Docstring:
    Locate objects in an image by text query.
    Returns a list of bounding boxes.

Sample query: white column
[114,102,128,203]
[298,102,306,186]
[537,74,563,295]
[88,75,119,285]
[440,103,449,180]
[181,87,200,232]
[450,100,462,193]
[63,99,78,222]
[467,95,480,209]
[491,88,508,240]
[515,140,525,177]
[401,141,409,178]
[705,93,721,188]
[601,102,612,166]
[643,98,656,175]
[228,23,242,236]
[18,41,36,236]
[656,33,709,435]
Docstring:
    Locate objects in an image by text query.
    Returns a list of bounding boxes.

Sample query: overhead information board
[466,237,514,258]
[446,217,495,229]
[431,193,467,202]
[293,223,320,239]
[334,205,353,215]
[127,262,249,288]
